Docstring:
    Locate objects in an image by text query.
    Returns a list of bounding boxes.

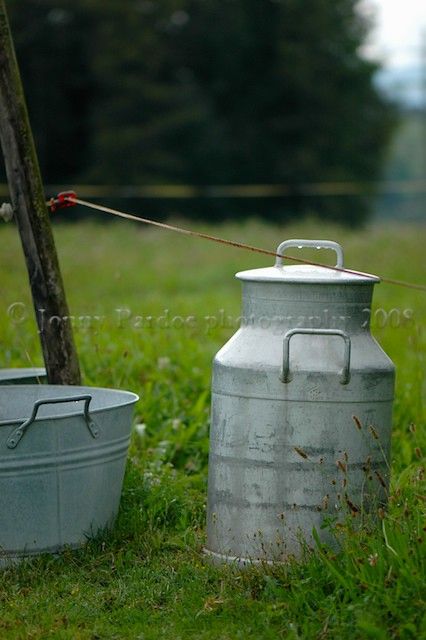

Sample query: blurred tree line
[8,0,397,225]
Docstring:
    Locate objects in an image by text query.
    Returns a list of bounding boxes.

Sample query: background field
[0,217,425,639]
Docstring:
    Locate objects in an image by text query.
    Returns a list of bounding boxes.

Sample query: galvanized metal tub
[0,368,46,385]
[0,384,138,565]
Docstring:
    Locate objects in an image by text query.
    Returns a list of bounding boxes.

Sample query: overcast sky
[360,0,426,69]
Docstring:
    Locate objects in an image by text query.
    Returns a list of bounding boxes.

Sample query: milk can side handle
[6,395,100,449]
[280,328,351,385]
[274,239,344,268]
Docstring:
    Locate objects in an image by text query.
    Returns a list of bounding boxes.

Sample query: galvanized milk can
[205,239,394,565]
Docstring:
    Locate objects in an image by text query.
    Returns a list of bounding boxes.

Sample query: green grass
[0,216,425,639]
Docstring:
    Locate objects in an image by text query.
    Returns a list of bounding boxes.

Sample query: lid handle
[275,239,344,268]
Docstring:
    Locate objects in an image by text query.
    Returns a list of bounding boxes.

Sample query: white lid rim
[236,267,380,284]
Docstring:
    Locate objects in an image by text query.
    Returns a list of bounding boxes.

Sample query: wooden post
[0,1,81,384]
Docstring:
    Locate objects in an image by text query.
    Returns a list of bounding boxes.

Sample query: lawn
[0,215,425,639]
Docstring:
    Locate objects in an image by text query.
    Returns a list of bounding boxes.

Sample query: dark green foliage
[9,0,94,182]
[8,0,396,225]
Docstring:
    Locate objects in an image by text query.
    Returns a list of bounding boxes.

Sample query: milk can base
[203,547,290,568]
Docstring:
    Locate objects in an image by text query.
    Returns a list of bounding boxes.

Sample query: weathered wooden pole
[0,0,81,384]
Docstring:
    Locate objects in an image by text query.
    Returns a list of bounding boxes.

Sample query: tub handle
[6,395,100,449]
[274,239,344,268]
[281,328,351,385]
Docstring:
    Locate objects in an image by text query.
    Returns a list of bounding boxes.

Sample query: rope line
[67,196,426,292]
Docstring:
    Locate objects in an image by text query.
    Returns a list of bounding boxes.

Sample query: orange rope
[63,195,426,292]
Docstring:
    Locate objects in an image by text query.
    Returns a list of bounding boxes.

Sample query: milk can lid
[236,239,380,285]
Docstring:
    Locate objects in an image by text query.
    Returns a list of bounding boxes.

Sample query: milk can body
[205,240,395,565]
